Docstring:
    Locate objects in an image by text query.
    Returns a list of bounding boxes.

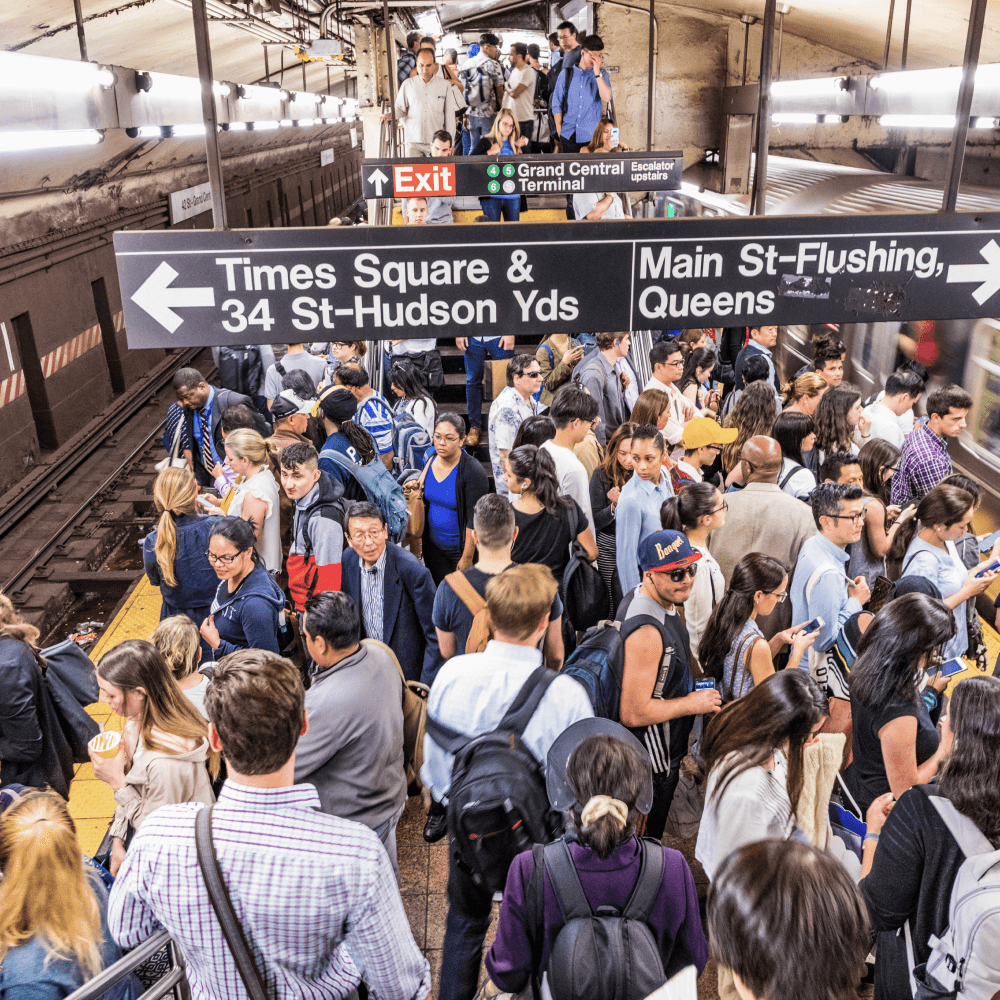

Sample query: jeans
[467,117,490,150]
[645,757,682,842]
[438,849,495,1000]
[460,125,471,155]
[481,197,520,222]
[464,337,514,430]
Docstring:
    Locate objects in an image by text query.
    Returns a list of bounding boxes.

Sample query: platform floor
[68,574,1000,997]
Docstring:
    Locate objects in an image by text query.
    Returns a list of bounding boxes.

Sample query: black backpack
[527,837,668,1000]
[562,503,607,632]
[218,346,263,398]
[425,667,564,894]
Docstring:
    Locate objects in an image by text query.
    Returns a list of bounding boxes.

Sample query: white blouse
[228,467,282,574]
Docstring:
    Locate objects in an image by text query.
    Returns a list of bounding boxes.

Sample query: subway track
[0,348,216,641]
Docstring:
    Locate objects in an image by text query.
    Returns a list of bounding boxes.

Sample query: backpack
[526,837,668,1000]
[905,789,1000,1000]
[562,503,607,632]
[425,667,564,893]
[460,57,489,109]
[444,571,493,654]
[561,621,627,722]
[218,346,262,398]
[392,407,435,478]
[319,449,409,543]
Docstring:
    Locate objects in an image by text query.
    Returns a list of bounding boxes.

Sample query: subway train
[681,156,1000,547]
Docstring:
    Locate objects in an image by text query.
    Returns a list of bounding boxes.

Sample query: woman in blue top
[898,484,996,660]
[418,414,489,585]
[0,790,139,1000]
[142,466,220,628]
[199,517,284,657]
[471,109,529,222]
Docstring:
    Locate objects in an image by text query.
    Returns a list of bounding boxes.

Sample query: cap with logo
[270,389,315,420]
[682,417,738,450]
[313,386,358,423]
[637,529,703,574]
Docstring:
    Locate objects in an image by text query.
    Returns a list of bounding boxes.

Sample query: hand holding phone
[978,527,1000,553]
[936,657,967,678]
[976,559,1000,577]
[695,679,716,691]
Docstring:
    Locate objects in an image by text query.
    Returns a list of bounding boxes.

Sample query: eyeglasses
[768,590,787,603]
[434,433,461,444]
[659,564,698,583]
[829,512,866,525]
[664,359,684,368]
[522,370,543,380]
[351,530,385,543]
[712,501,729,514]
[205,550,242,565]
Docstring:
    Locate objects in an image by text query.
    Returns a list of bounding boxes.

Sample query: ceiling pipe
[751,0,777,215]
[72,0,89,61]
[882,0,896,70]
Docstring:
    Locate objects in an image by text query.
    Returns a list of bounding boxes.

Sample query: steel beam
[942,0,988,211]
[751,0,776,215]
[882,0,896,70]
[72,0,89,61]
[191,0,229,229]
[383,0,398,156]
[900,0,913,68]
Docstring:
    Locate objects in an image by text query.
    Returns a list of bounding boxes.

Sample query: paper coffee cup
[89,730,121,759]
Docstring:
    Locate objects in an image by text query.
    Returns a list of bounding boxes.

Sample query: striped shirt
[360,546,387,642]
[107,781,430,1000]
[357,391,395,456]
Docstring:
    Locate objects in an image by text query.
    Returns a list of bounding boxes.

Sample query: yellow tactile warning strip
[69,577,162,855]
[390,206,568,225]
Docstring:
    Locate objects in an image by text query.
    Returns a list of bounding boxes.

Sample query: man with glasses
[708,436,817,642]
[341,501,441,684]
[487,354,542,499]
[618,529,722,840]
[644,340,695,452]
[791,482,871,709]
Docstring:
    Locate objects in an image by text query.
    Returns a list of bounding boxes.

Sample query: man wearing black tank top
[617,529,722,839]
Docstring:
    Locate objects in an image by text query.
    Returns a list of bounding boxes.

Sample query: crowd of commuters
[3,318,1000,1000]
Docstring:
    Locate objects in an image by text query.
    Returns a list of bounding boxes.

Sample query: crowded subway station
[5,0,1000,997]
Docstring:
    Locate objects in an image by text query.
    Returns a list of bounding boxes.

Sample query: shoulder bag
[155,415,188,473]
[195,805,273,1000]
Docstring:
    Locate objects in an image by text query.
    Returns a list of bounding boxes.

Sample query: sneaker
[466,426,481,447]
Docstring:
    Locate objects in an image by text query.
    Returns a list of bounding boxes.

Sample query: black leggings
[423,535,461,586]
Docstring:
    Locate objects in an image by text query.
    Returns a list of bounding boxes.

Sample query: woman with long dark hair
[589,422,635,614]
[677,345,720,415]
[896,484,996,659]
[89,639,216,874]
[659,482,726,674]
[417,413,489,584]
[849,438,914,590]
[771,410,818,501]
[695,670,829,881]
[813,383,869,462]
[389,357,436,437]
[511,414,556,450]
[698,553,818,702]
[506,445,597,588]
[860,675,1000,1000]
[198,516,285,656]
[485,722,708,995]
[844,591,957,814]
[721,381,778,477]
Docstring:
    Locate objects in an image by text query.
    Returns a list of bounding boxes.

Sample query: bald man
[708,436,817,639]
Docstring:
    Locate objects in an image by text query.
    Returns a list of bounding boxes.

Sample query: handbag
[966,607,988,671]
[403,460,431,558]
[867,574,895,613]
[561,503,606,632]
[155,416,187,473]
[196,805,273,1000]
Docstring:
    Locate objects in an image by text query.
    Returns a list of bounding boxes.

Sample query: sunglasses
[656,564,698,583]
[522,370,543,379]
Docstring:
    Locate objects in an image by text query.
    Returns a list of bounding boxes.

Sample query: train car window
[962,319,1000,471]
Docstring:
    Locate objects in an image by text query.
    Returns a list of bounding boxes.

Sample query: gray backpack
[905,790,1000,1000]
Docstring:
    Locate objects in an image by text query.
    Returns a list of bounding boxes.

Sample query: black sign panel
[115,212,1000,348]
[360,151,683,199]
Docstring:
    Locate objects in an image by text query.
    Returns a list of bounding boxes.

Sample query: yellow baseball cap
[682,416,738,450]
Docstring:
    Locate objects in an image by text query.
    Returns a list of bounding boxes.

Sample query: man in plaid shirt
[891,384,972,507]
[108,648,430,1000]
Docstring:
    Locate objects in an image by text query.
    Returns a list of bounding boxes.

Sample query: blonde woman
[0,791,139,1000]
[142,466,220,629]
[471,109,527,221]
[782,371,828,419]
[201,428,281,574]
[151,615,209,719]
[88,639,216,875]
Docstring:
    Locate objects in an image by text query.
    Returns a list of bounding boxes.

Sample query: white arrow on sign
[946,239,1000,305]
[131,261,216,333]
[367,167,390,196]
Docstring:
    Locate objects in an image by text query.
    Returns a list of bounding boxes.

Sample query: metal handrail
[64,931,189,1000]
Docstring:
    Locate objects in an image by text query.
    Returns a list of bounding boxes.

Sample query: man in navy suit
[341,501,442,684]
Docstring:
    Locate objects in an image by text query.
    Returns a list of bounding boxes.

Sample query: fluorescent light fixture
[821,114,847,123]
[253,120,280,130]
[243,84,284,102]
[0,128,103,151]
[171,123,207,136]
[772,113,819,124]
[145,71,230,97]
[871,66,960,94]
[226,121,248,130]
[292,92,319,104]
[771,76,846,96]
[0,52,114,92]
[879,114,956,128]
[973,117,998,129]
[138,125,164,137]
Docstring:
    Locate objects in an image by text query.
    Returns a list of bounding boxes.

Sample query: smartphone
[937,657,967,678]
[978,528,1000,552]
[610,126,620,146]
[803,616,825,633]
[196,495,217,510]
[695,679,716,691]
[976,558,1000,577]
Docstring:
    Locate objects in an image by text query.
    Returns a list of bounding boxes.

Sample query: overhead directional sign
[115,211,1000,348]
[360,151,683,200]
